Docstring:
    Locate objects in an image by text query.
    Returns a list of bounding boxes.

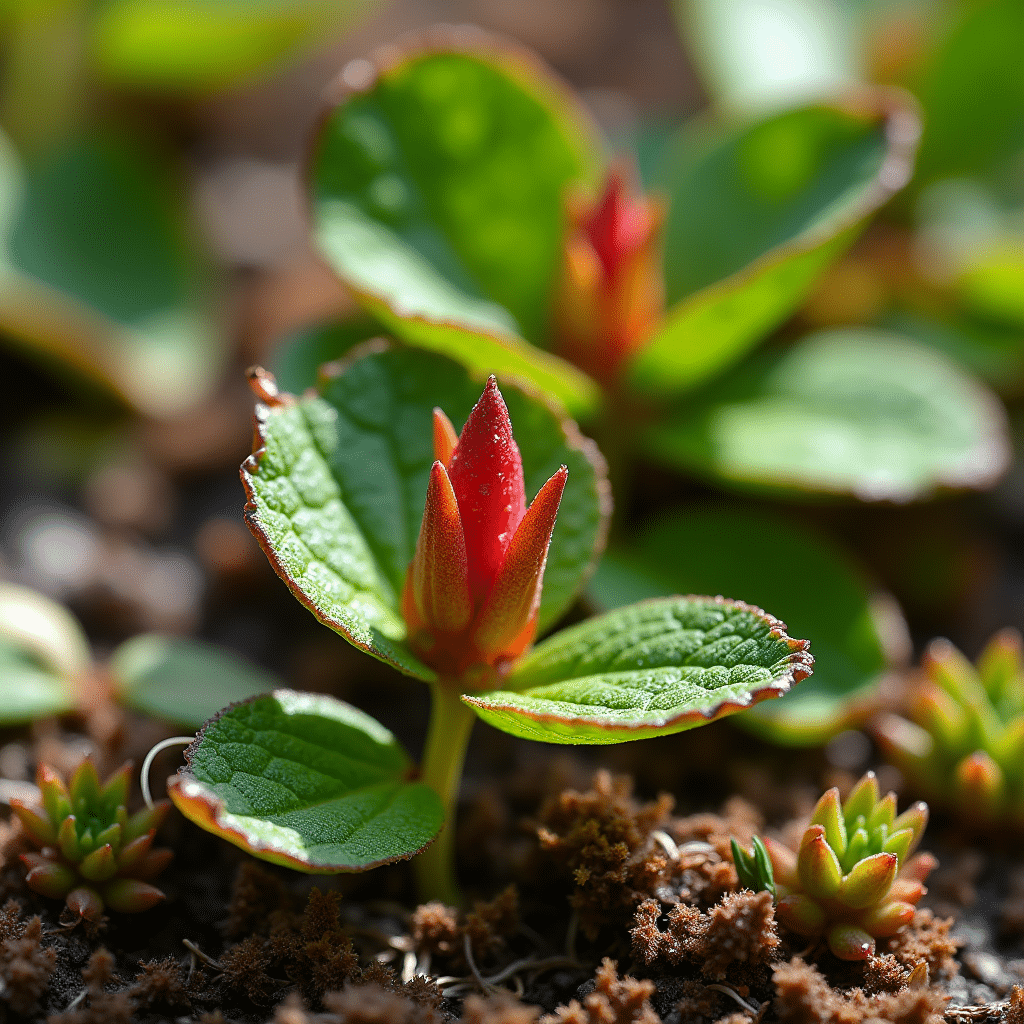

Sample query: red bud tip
[582,166,660,281]
[80,843,119,882]
[472,466,568,663]
[404,462,472,635]
[956,750,1004,811]
[839,852,898,908]
[432,407,459,467]
[447,377,526,602]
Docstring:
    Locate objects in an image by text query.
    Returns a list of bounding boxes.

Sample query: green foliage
[90,0,377,92]
[13,760,171,920]
[731,835,775,897]
[111,634,284,730]
[589,508,898,744]
[0,581,276,729]
[873,630,1024,824]
[309,33,603,415]
[464,596,812,744]
[242,345,609,678]
[643,329,1009,500]
[0,132,221,417]
[168,690,445,871]
[630,102,909,395]
[765,772,932,960]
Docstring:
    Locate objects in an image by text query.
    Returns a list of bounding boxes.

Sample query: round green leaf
[242,345,610,679]
[589,509,906,744]
[111,634,285,730]
[629,97,919,395]
[309,29,603,415]
[465,596,812,744]
[0,581,91,681]
[90,0,378,92]
[0,638,77,724]
[0,134,222,417]
[643,329,1010,500]
[168,690,443,872]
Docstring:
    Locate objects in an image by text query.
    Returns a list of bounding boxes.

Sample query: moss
[540,958,659,1024]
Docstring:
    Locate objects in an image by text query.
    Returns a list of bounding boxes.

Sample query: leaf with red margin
[168,690,443,872]
[463,596,812,744]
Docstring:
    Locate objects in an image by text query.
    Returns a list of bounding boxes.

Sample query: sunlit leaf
[90,0,379,92]
[629,97,919,395]
[309,29,603,415]
[111,634,284,730]
[589,509,905,744]
[643,329,1009,500]
[168,690,444,871]
[465,596,812,744]
[242,345,609,679]
[0,581,91,681]
[0,133,222,417]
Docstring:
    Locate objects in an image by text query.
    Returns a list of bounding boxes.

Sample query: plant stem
[414,682,476,906]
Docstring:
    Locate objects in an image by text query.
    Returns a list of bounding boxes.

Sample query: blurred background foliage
[0,0,1022,760]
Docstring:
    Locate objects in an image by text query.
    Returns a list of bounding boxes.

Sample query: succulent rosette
[764,772,934,960]
[874,629,1024,824]
[11,760,172,921]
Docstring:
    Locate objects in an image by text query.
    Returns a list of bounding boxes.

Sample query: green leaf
[168,690,444,872]
[0,133,222,417]
[914,0,1024,186]
[0,638,77,723]
[0,581,91,681]
[675,0,861,112]
[589,508,905,744]
[111,634,285,730]
[89,0,378,92]
[270,315,384,395]
[309,31,603,415]
[464,596,812,745]
[643,329,1009,500]
[243,345,609,679]
[629,98,918,395]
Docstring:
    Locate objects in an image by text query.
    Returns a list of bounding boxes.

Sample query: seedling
[169,346,813,903]
[11,760,172,921]
[735,772,934,960]
[874,630,1024,824]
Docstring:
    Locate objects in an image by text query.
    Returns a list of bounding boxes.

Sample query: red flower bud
[403,378,567,681]
[553,166,664,384]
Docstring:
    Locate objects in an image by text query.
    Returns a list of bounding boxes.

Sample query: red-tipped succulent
[11,760,172,921]
[764,772,934,960]
[553,165,665,384]
[401,376,567,684]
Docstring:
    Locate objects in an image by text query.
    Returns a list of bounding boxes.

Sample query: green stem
[414,682,476,906]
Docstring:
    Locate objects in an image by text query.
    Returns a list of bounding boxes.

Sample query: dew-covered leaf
[629,98,918,395]
[168,690,443,872]
[111,634,284,730]
[589,509,905,744]
[0,133,221,417]
[309,29,603,415]
[643,329,1010,500]
[464,596,812,744]
[242,345,609,679]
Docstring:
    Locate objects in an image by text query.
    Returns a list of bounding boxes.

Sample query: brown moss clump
[131,955,191,1012]
[631,890,778,979]
[540,957,659,1024]
[225,860,292,938]
[862,953,910,995]
[535,771,675,937]
[412,885,520,966]
[773,957,948,1024]
[0,907,56,1016]
[1006,986,1024,1024]
[882,910,960,982]
[49,947,133,1024]
[461,992,543,1024]
[273,985,445,1023]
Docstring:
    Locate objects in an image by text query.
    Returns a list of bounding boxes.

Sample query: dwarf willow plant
[734,772,934,960]
[280,26,1012,749]
[169,345,813,902]
[874,630,1024,824]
